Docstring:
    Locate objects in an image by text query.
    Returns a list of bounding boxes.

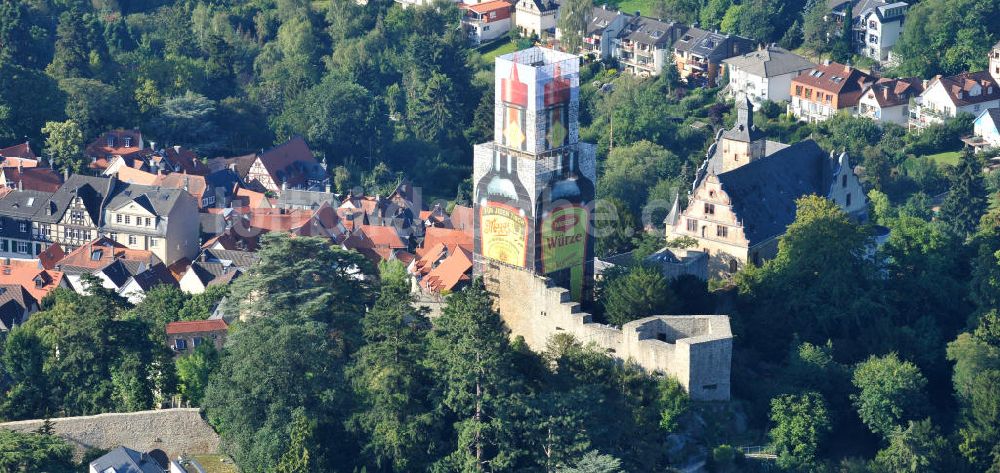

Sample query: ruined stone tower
[473,47,597,301]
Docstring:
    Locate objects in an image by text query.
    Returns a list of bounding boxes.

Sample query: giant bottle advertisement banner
[480,202,529,266]
[540,205,588,299]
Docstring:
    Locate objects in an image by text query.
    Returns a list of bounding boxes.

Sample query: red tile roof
[932,71,1000,106]
[0,166,62,192]
[792,61,874,108]
[420,247,473,293]
[37,244,65,271]
[56,237,160,270]
[0,142,37,161]
[359,225,405,249]
[423,227,473,254]
[449,205,474,230]
[166,318,228,335]
[86,130,145,170]
[861,77,924,108]
[462,0,512,14]
[0,259,64,302]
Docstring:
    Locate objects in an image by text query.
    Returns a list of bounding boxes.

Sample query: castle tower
[720,96,766,173]
[473,47,597,301]
[991,40,1000,84]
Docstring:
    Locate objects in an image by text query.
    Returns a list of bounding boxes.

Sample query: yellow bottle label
[480,203,527,267]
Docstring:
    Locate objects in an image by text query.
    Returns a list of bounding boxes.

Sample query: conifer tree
[941,150,986,239]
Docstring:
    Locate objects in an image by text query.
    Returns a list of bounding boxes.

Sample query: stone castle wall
[482,263,732,401]
[0,408,220,460]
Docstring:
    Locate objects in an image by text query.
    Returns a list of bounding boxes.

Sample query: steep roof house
[789,60,875,122]
[673,27,753,87]
[102,181,200,265]
[409,243,473,294]
[580,6,633,60]
[615,16,687,77]
[0,166,62,193]
[167,318,228,353]
[88,446,165,473]
[226,136,327,194]
[667,97,867,274]
[965,107,1000,154]
[86,130,144,172]
[179,248,259,294]
[722,46,816,104]
[0,259,67,306]
[910,71,1000,130]
[0,284,37,332]
[0,142,38,166]
[460,0,513,45]
[854,1,908,63]
[515,0,558,38]
[857,77,924,124]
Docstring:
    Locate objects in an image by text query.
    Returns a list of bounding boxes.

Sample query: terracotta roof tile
[165,318,228,335]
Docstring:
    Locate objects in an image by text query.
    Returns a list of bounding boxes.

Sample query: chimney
[200,252,206,263]
[149,141,156,151]
[17,179,22,191]
[63,167,69,181]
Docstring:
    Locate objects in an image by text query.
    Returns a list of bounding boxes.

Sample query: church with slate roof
[666,97,867,275]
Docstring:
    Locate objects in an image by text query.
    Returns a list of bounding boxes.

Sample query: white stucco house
[857,77,923,125]
[722,46,816,105]
[909,71,1000,130]
[964,108,1000,154]
[856,2,908,63]
[515,0,558,38]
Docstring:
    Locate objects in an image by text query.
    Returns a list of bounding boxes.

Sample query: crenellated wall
[482,263,732,401]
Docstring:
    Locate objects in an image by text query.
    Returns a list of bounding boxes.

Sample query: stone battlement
[483,263,732,401]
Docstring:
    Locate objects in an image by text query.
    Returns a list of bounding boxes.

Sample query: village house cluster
[0,132,476,345]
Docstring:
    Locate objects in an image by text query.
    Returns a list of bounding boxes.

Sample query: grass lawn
[478,40,519,65]
[607,0,657,16]
[902,150,963,172]
[190,454,240,473]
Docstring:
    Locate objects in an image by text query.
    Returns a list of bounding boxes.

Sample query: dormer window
[107,135,116,148]
[123,136,132,148]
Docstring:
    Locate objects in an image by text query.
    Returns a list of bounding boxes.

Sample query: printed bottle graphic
[501,62,528,151]
[539,149,593,300]
[543,64,571,150]
[477,148,531,267]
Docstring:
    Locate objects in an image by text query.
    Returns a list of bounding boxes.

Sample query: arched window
[728,259,738,273]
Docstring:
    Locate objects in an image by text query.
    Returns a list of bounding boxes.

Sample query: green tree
[47,10,92,80]
[42,120,85,174]
[594,198,638,257]
[656,377,689,432]
[275,408,316,473]
[0,327,54,420]
[735,196,883,359]
[557,450,623,473]
[177,285,229,321]
[601,265,675,327]
[557,0,593,52]
[275,76,384,167]
[0,63,65,146]
[940,150,986,239]
[427,282,522,471]
[346,284,437,471]
[203,317,344,473]
[700,0,733,31]
[407,71,459,144]
[58,78,120,139]
[870,418,954,473]
[851,353,929,439]
[802,0,836,54]
[151,91,221,154]
[769,391,832,471]
[891,0,999,77]
[176,343,220,406]
[0,430,75,473]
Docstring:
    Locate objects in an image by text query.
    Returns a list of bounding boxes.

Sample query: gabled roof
[33,174,113,224]
[250,136,323,189]
[127,263,177,292]
[423,227,473,254]
[0,166,60,192]
[926,71,1000,107]
[115,166,159,185]
[105,182,186,217]
[523,0,558,13]
[154,173,207,203]
[200,248,259,269]
[715,139,832,245]
[462,0,510,14]
[86,130,144,170]
[88,446,164,473]
[860,77,923,107]
[587,6,629,36]
[420,247,473,293]
[0,284,33,331]
[359,225,406,249]
[56,237,161,272]
[673,27,752,61]
[792,61,874,106]
[0,142,36,161]
[166,318,228,335]
[626,17,684,48]
[0,259,64,302]
[722,46,816,78]
[979,107,1000,128]
[0,189,54,219]
[449,205,474,230]
[37,243,65,270]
